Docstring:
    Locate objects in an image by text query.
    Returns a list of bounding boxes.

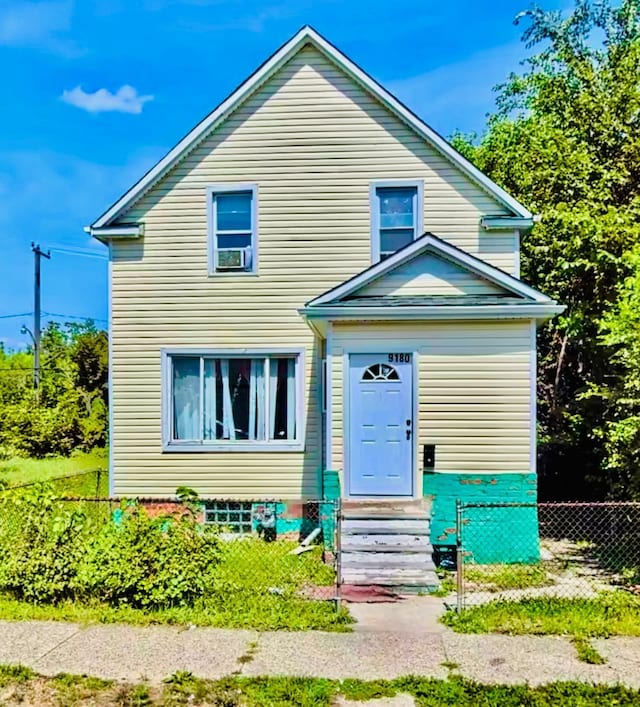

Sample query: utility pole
[31,243,50,392]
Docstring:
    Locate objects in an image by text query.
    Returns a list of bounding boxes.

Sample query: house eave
[300,303,565,322]
[481,216,538,231]
[85,224,144,243]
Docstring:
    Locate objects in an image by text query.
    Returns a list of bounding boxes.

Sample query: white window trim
[161,347,305,452]
[207,183,259,276]
[370,180,424,263]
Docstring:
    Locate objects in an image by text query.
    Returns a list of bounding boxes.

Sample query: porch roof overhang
[300,233,564,337]
[300,294,564,336]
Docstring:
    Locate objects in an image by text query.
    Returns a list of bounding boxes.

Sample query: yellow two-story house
[89,27,562,585]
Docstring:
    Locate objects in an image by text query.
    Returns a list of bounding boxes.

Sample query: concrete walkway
[1,597,639,687]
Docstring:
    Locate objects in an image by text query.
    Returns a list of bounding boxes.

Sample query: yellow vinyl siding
[109,45,519,497]
[355,253,505,297]
[330,321,532,484]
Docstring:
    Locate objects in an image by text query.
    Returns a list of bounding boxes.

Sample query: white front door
[348,353,414,496]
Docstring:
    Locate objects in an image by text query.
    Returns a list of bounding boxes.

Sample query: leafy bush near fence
[80,504,221,609]
[0,487,222,610]
[0,491,88,603]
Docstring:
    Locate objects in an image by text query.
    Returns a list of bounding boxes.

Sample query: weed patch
[464,562,554,591]
[1,666,640,705]
[572,636,607,664]
[442,592,640,637]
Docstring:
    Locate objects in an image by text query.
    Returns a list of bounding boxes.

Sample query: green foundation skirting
[321,469,341,549]
[423,472,539,564]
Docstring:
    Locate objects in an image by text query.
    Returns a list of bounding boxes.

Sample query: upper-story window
[208,184,258,274]
[371,181,423,262]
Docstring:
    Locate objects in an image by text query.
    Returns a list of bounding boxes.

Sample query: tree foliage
[0,321,108,458]
[454,0,640,499]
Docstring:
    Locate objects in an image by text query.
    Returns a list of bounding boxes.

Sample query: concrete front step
[342,519,429,535]
[341,551,436,570]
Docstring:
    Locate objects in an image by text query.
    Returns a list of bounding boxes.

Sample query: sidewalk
[1,597,639,687]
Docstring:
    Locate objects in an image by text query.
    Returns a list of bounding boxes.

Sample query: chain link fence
[0,494,341,613]
[0,468,107,497]
[455,501,640,609]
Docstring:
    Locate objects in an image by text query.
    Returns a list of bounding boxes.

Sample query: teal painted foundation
[320,469,341,549]
[423,472,539,564]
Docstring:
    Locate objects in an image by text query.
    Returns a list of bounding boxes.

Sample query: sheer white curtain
[248,360,265,440]
[220,359,235,440]
[203,360,217,440]
[173,358,200,440]
[268,359,278,440]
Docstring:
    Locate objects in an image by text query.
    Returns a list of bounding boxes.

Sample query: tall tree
[454,0,640,499]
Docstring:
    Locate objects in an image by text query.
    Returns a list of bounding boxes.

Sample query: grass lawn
[2,665,640,706]
[0,540,351,632]
[0,449,108,495]
[442,592,640,637]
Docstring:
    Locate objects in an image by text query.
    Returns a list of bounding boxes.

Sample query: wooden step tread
[341,520,429,535]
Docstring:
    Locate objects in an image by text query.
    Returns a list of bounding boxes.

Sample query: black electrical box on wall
[423,444,435,470]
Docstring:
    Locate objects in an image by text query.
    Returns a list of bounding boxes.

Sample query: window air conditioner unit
[217,248,246,270]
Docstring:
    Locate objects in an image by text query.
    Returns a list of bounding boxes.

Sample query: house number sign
[388,353,411,363]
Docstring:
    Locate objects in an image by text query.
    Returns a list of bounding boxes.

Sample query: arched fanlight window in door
[362,363,400,381]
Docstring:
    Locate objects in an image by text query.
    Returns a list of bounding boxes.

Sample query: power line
[48,247,107,261]
[42,312,108,323]
[0,312,32,319]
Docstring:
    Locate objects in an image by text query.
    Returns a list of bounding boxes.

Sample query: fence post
[456,499,464,613]
[335,498,342,612]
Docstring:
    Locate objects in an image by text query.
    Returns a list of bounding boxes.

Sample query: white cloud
[0,0,76,52]
[61,85,154,114]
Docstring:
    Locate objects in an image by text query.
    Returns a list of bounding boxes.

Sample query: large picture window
[165,351,301,450]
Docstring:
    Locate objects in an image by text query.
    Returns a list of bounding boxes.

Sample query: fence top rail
[5,496,339,504]
[458,501,537,509]
[458,501,640,509]
[538,501,640,508]
[0,468,104,493]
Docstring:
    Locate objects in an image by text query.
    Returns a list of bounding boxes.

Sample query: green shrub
[79,503,222,609]
[0,487,89,603]
[0,489,222,611]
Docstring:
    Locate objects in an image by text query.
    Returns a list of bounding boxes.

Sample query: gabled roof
[90,26,532,231]
[306,233,555,308]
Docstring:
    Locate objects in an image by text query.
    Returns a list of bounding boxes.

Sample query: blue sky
[0,0,567,348]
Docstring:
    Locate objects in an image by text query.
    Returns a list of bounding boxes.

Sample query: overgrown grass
[0,539,351,631]
[431,572,456,597]
[0,449,107,494]
[572,636,607,665]
[464,562,554,591]
[442,592,640,637]
[1,666,640,706]
[0,592,351,632]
